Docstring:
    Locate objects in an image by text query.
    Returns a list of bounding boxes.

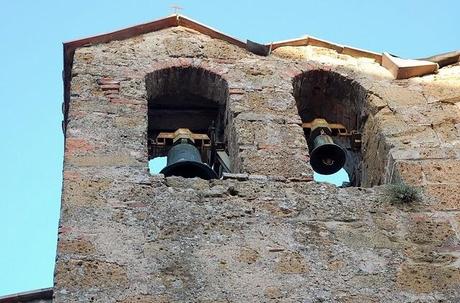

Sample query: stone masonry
[55,20,460,302]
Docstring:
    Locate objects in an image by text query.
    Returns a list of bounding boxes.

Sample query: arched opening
[314,168,350,187]
[146,66,230,179]
[293,70,369,186]
[148,156,167,174]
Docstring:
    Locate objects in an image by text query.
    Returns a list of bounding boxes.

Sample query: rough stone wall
[55,26,460,302]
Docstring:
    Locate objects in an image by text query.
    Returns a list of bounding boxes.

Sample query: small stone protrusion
[222,172,249,181]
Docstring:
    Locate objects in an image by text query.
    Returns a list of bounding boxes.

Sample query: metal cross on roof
[171,4,183,15]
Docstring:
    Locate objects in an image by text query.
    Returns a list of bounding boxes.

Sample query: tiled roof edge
[0,288,53,303]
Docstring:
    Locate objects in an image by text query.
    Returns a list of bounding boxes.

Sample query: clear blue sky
[0,0,458,296]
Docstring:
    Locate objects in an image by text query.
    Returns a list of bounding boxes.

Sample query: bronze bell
[310,134,346,175]
[308,119,346,175]
[160,138,217,180]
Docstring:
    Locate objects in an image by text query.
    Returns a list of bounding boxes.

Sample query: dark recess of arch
[145,66,229,160]
[293,70,369,186]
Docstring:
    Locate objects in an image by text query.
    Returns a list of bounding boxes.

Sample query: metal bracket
[302,119,349,137]
[301,118,362,150]
[154,128,211,148]
[216,151,231,173]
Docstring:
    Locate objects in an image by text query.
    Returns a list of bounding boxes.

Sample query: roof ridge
[62,14,459,83]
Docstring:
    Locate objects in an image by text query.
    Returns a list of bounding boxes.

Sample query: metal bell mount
[159,129,217,180]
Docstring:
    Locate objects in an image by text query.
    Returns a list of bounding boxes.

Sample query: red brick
[63,171,81,181]
[282,67,302,79]
[66,138,95,154]
[58,226,72,235]
[105,93,120,99]
[100,84,120,91]
[103,90,119,95]
[110,98,144,105]
[97,78,119,85]
[229,88,245,95]
[214,58,236,64]
[257,144,278,150]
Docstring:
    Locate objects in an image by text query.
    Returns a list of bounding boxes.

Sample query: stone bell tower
[55,15,460,302]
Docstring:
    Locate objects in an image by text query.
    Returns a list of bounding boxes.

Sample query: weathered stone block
[397,263,460,293]
[58,238,95,256]
[370,83,427,108]
[55,259,128,290]
[407,215,457,247]
[404,245,457,264]
[391,160,424,185]
[65,154,143,167]
[275,251,308,274]
[424,183,460,210]
[239,147,311,178]
[237,247,260,264]
[422,159,460,184]
[62,178,111,207]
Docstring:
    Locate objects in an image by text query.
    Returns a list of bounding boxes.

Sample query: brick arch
[145,65,229,106]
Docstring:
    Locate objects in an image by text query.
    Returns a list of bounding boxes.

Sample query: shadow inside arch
[292,69,374,187]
